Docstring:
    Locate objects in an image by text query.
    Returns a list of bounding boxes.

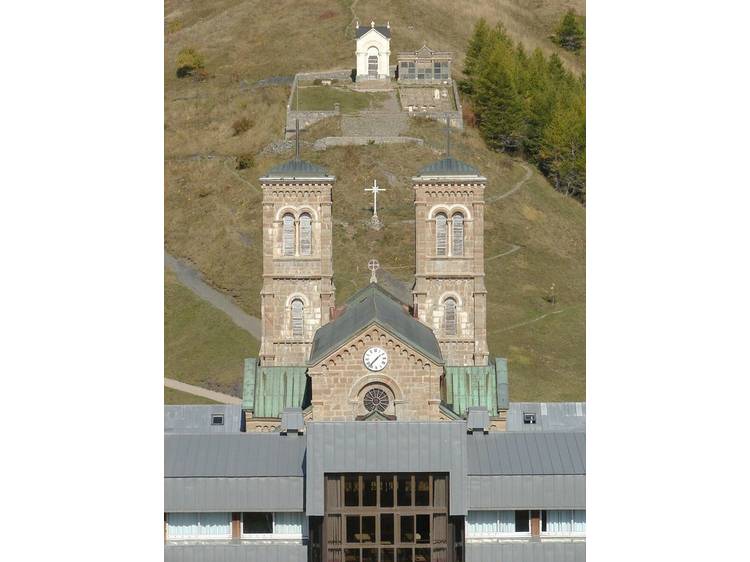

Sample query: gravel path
[164,378,242,404]
[165,251,262,340]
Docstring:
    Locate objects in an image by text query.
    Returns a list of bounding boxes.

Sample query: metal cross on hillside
[368,259,380,283]
[365,179,386,218]
[283,118,306,160]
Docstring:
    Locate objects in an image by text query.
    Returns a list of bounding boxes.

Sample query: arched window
[452,212,464,256]
[444,298,457,336]
[291,299,304,338]
[299,213,312,256]
[435,213,447,256]
[282,213,295,256]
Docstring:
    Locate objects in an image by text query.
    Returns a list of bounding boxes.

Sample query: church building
[164,140,586,561]
[355,21,392,81]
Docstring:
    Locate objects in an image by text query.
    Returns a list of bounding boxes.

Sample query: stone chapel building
[245,149,505,429]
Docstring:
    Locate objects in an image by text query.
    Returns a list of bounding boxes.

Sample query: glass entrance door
[321,473,460,562]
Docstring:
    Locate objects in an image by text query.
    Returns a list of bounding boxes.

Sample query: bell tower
[258,153,335,366]
[412,153,488,366]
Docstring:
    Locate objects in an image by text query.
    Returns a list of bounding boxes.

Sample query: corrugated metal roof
[417,157,481,177]
[164,434,306,477]
[165,544,307,562]
[466,541,585,562]
[468,475,585,509]
[309,283,443,366]
[165,476,304,512]
[355,25,391,39]
[262,158,332,180]
[164,405,243,434]
[507,402,586,432]
[467,432,586,475]
[306,421,468,516]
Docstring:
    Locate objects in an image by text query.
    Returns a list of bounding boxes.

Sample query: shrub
[231,117,253,136]
[313,78,323,85]
[176,48,205,78]
[236,154,255,170]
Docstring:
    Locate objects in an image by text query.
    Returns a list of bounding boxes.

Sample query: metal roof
[165,476,304,512]
[417,157,481,178]
[355,25,391,39]
[305,421,468,516]
[164,405,243,434]
[262,158,332,180]
[467,432,586,475]
[308,283,443,366]
[445,365,498,416]
[468,474,585,509]
[164,433,306,477]
[244,364,309,418]
[507,402,586,432]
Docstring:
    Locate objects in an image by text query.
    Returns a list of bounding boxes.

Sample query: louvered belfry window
[444,298,457,335]
[291,299,304,338]
[452,212,464,256]
[299,213,312,256]
[435,213,448,256]
[282,213,295,256]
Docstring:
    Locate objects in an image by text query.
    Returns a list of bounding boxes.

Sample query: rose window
[363,388,389,413]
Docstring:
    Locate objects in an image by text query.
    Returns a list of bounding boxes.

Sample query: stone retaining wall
[313,136,424,151]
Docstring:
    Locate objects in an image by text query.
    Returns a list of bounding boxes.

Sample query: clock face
[363,346,388,371]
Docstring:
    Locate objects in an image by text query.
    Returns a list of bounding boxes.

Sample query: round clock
[363,346,388,371]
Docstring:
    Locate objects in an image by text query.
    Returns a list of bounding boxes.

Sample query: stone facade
[307,326,443,421]
[412,173,489,366]
[259,177,335,365]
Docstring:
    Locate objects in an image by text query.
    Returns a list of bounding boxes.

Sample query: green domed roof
[264,158,332,179]
[418,157,480,177]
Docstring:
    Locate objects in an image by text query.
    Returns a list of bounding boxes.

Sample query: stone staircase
[341,111,408,137]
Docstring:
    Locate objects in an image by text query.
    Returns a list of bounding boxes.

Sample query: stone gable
[308,324,443,421]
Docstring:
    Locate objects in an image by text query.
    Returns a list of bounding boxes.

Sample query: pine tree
[474,44,526,152]
[538,92,586,202]
[555,10,585,52]
[463,19,490,79]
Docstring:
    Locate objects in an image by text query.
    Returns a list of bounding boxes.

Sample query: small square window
[523,413,537,424]
[211,414,224,426]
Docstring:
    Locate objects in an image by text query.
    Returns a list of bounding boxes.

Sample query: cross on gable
[368,259,380,283]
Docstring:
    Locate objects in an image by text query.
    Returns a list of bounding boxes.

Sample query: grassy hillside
[165,387,220,405]
[164,0,585,402]
[165,269,259,397]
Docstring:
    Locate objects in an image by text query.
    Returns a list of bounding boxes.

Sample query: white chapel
[354,20,391,81]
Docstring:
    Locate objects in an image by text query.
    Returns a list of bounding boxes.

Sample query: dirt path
[487,162,533,202]
[164,378,242,405]
[495,305,580,333]
[165,251,262,340]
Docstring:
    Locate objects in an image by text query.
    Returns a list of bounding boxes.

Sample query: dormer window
[523,413,537,425]
[211,414,224,426]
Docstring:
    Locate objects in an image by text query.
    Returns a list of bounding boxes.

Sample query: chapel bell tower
[412,154,489,366]
[258,154,335,366]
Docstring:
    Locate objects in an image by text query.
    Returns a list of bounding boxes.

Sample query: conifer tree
[555,10,585,52]
[539,92,586,202]
[474,44,525,152]
[463,19,490,79]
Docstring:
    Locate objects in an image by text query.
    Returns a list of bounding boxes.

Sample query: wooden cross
[368,259,380,283]
[364,179,386,218]
[284,118,306,160]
